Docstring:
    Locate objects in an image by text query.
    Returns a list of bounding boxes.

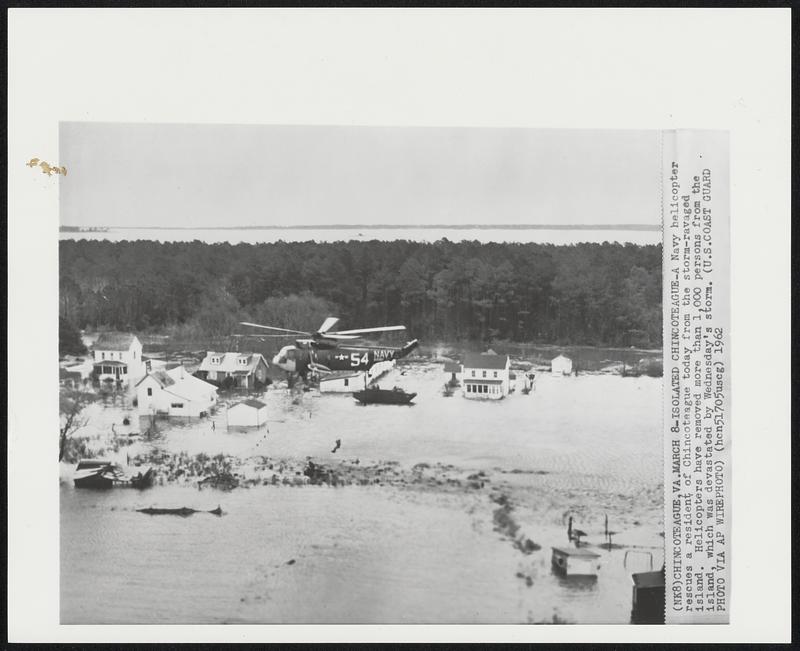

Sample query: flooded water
[60,226,661,246]
[61,367,664,624]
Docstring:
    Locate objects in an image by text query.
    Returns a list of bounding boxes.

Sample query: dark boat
[136,505,223,517]
[73,459,154,489]
[352,386,417,405]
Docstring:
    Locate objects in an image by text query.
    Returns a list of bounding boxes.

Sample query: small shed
[226,399,268,428]
[551,354,573,376]
[630,569,666,624]
[551,546,601,577]
[319,371,365,393]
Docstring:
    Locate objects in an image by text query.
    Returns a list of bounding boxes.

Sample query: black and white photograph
[57,123,665,624]
[7,8,790,644]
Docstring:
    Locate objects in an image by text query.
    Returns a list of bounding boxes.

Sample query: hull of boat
[352,389,416,405]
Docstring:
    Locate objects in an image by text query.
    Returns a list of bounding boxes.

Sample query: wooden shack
[551,354,573,376]
[551,546,601,577]
[226,399,268,428]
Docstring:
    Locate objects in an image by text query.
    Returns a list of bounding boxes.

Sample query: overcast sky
[60,123,661,228]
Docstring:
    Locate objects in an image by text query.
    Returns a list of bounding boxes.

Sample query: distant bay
[60,225,661,245]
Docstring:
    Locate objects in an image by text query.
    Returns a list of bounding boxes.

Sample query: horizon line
[62,223,662,232]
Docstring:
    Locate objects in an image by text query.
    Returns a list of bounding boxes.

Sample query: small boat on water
[73,459,154,489]
[136,505,223,517]
[352,386,417,405]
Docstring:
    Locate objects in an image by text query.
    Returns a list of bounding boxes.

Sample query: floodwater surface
[61,368,663,624]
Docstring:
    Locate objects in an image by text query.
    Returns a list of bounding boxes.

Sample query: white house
[92,332,146,385]
[461,352,511,399]
[196,352,270,389]
[551,354,573,376]
[320,371,365,393]
[136,365,218,418]
[227,399,268,428]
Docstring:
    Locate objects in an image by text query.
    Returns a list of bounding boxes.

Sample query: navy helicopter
[238,317,418,383]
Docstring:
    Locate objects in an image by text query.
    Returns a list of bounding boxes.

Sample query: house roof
[463,353,509,370]
[198,352,267,374]
[234,399,267,409]
[136,369,175,388]
[551,546,601,558]
[165,377,218,402]
[135,365,217,400]
[320,371,363,382]
[93,360,127,367]
[94,332,138,351]
[553,354,571,361]
[167,366,217,390]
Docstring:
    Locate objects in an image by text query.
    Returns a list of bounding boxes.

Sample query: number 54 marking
[350,352,370,366]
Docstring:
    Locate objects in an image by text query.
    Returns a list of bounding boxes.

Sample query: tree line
[59,239,662,348]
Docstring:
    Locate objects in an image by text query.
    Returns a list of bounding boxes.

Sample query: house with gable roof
[136,365,218,418]
[226,399,268,428]
[92,332,146,385]
[196,352,270,390]
[461,352,511,400]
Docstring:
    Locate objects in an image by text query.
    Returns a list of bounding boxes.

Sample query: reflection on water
[61,371,663,624]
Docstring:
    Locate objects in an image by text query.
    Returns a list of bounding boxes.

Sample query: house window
[133,351,136,359]
[101,352,106,360]
[147,387,153,396]
[238,357,248,366]
[493,371,498,378]
[122,367,127,375]
[466,384,472,393]
[482,371,487,378]
[171,402,184,408]
[344,378,349,387]
[211,356,221,365]
[471,370,475,377]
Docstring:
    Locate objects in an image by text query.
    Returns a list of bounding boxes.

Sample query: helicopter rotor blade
[329,325,407,336]
[239,322,311,336]
[317,317,340,334]
[231,333,296,338]
[319,333,359,340]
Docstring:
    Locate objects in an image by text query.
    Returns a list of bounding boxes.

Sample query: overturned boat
[137,505,223,517]
[73,459,154,489]
[352,386,417,405]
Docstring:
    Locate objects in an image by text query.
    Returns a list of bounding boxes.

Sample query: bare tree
[59,388,97,461]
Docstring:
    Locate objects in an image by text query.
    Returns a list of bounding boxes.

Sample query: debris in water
[286,559,296,565]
